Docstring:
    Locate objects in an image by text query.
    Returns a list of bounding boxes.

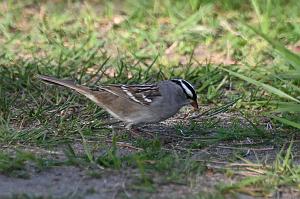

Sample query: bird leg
[125,123,143,138]
[125,123,133,130]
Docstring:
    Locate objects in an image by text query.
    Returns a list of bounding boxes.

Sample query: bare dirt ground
[0,166,228,199]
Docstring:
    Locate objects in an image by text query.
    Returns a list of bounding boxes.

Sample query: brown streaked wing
[91,84,161,106]
[125,84,161,105]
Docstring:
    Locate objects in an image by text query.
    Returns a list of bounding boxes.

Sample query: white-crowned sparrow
[37,75,198,128]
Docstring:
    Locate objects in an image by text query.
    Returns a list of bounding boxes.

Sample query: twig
[171,145,212,153]
[229,163,270,168]
[191,96,242,119]
[232,171,260,177]
[105,140,143,151]
[195,160,271,168]
[158,133,218,140]
[195,160,229,164]
[101,121,123,126]
[245,167,266,174]
[216,145,274,151]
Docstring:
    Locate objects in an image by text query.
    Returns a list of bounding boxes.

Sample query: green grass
[0,150,63,178]
[218,142,300,197]
[0,0,300,198]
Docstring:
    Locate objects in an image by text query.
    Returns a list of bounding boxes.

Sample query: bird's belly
[100,100,181,125]
[125,112,158,124]
[129,107,180,124]
[102,106,155,124]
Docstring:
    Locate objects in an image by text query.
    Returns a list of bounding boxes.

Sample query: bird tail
[37,75,97,102]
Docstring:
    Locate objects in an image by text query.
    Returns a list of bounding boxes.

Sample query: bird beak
[190,101,199,110]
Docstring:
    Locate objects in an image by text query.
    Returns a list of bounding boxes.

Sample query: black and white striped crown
[171,79,197,100]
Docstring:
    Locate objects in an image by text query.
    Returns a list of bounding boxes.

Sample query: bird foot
[130,127,142,138]
[124,123,141,138]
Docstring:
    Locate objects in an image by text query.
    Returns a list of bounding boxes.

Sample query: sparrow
[37,75,198,129]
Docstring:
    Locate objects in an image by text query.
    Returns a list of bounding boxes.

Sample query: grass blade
[221,68,300,103]
[245,25,300,71]
[270,115,300,129]
[274,103,300,113]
